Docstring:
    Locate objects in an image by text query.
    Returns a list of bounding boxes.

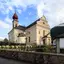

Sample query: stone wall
[0,50,64,64]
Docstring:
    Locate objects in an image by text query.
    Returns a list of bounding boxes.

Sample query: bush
[42,45,53,52]
[4,38,8,43]
[35,44,53,52]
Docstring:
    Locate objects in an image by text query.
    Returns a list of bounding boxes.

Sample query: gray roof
[26,18,40,29]
[56,33,64,38]
[14,25,26,31]
[14,18,40,30]
[51,26,64,40]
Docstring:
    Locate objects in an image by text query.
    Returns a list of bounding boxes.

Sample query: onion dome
[51,23,64,40]
[12,13,18,19]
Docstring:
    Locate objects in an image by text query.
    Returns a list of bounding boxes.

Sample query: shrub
[42,45,53,52]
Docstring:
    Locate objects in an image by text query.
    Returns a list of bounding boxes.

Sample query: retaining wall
[0,50,64,64]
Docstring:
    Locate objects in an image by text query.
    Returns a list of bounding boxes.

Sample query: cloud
[0,20,10,28]
[0,0,40,14]
[28,12,32,16]
[36,0,64,27]
[17,9,22,14]
[0,37,4,40]
[0,0,64,28]
[1,0,64,38]
[37,1,45,18]
[56,8,64,24]
[5,16,12,24]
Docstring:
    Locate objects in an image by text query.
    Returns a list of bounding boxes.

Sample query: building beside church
[8,13,51,46]
[51,23,64,53]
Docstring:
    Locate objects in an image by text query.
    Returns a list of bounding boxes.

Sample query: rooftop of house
[51,23,64,40]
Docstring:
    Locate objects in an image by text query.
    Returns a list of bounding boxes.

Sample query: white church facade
[8,13,51,45]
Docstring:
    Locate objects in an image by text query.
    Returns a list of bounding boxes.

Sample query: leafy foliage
[4,38,8,43]
[42,45,53,52]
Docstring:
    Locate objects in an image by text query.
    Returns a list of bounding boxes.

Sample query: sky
[0,0,64,39]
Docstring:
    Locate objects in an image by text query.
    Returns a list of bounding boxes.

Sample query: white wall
[8,29,14,42]
[25,25,36,45]
[8,29,25,43]
[14,29,24,43]
[18,37,26,43]
[36,20,51,45]
[60,38,64,48]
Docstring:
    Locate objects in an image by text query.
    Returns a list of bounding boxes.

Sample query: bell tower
[12,12,18,28]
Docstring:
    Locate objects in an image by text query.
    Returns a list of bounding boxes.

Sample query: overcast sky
[0,0,64,39]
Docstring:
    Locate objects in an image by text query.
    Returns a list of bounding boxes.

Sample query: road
[0,57,31,64]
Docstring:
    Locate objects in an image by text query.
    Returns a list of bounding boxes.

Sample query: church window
[43,22,45,24]
[26,38,27,42]
[39,31,40,34]
[29,37,30,42]
[43,30,45,36]
[28,32,30,34]
[43,39,46,45]
[48,39,50,43]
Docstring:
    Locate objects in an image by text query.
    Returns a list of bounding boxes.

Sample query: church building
[8,13,51,46]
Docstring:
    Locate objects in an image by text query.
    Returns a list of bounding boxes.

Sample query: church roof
[10,15,48,32]
[14,25,26,31]
[8,25,26,34]
[26,19,40,29]
[26,15,47,29]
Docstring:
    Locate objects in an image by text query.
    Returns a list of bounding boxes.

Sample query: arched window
[43,30,45,36]
[39,31,40,34]
[26,38,27,43]
[29,37,30,42]
[43,39,45,45]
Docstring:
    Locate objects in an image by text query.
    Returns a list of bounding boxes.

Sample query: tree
[4,38,8,43]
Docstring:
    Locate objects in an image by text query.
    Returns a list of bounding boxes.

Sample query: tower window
[15,24,17,27]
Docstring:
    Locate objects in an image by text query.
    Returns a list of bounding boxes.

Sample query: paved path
[0,57,31,64]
